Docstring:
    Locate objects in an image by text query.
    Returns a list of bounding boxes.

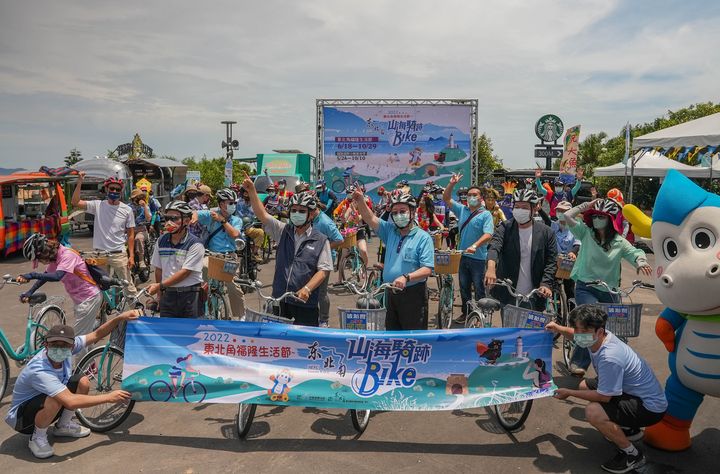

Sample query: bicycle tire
[465,311,485,329]
[148,380,173,402]
[183,381,207,402]
[261,237,272,263]
[494,399,533,432]
[350,409,371,434]
[562,334,574,369]
[331,179,346,194]
[33,306,67,352]
[438,276,454,329]
[0,348,9,402]
[236,403,257,439]
[74,345,135,432]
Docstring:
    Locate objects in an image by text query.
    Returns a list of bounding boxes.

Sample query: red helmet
[104,176,123,189]
[607,188,624,205]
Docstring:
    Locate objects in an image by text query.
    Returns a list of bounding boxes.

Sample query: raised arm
[351,188,379,231]
[444,172,462,207]
[241,172,272,225]
[71,171,88,209]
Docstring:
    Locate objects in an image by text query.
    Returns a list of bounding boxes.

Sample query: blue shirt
[130,200,159,226]
[312,212,344,260]
[551,221,581,255]
[197,209,243,253]
[590,331,667,413]
[235,200,255,220]
[377,220,434,285]
[451,202,494,260]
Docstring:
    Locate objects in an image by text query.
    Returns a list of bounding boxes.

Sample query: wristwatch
[403,273,411,282]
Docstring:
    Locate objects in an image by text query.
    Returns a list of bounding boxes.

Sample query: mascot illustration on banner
[623,169,720,451]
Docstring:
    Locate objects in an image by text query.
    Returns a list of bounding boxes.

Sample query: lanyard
[396,235,408,253]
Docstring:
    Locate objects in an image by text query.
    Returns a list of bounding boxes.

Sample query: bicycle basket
[110,318,127,348]
[555,256,575,280]
[434,251,461,274]
[337,231,357,250]
[338,307,386,330]
[207,254,239,282]
[592,303,643,338]
[500,305,553,329]
[242,308,294,325]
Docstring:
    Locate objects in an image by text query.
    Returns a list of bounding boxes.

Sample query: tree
[106,149,119,161]
[64,148,83,166]
[476,133,503,183]
[181,156,253,192]
[578,132,608,172]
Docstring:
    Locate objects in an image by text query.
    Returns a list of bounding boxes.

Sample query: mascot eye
[691,228,716,250]
[662,238,679,260]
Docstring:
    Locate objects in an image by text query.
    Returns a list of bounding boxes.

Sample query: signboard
[321,104,472,199]
[534,149,563,159]
[535,115,564,143]
[559,125,581,180]
[224,158,233,187]
[260,154,295,175]
[186,171,201,187]
[122,318,556,410]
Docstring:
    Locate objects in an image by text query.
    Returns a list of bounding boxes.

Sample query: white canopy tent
[634,112,720,148]
[594,150,710,178]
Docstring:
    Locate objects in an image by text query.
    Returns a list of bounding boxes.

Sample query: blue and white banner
[122,318,556,410]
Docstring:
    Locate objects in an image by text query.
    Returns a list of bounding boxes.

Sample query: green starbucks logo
[535,115,564,143]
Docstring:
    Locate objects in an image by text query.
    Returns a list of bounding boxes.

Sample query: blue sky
[1,0,718,170]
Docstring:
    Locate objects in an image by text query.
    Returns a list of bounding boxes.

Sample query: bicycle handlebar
[234,279,300,304]
[587,279,654,296]
[494,278,541,302]
[0,274,21,289]
[344,281,401,297]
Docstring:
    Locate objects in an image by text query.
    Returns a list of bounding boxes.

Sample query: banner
[559,125,580,182]
[122,318,556,410]
[321,105,472,200]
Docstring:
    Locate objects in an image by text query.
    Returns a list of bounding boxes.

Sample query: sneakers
[601,448,646,473]
[54,421,91,438]
[28,436,54,459]
[453,314,467,324]
[569,364,586,376]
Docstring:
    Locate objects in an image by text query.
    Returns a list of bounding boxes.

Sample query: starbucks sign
[535,114,564,143]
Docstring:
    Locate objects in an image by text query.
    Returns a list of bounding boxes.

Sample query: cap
[46,325,75,344]
[198,185,212,195]
[131,189,144,200]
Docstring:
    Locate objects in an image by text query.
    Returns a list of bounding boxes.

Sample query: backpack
[67,248,115,291]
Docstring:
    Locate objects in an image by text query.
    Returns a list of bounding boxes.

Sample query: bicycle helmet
[457,186,469,196]
[295,181,310,193]
[215,188,237,203]
[266,184,276,193]
[103,176,123,189]
[389,192,417,209]
[583,198,623,233]
[396,179,409,187]
[23,233,47,261]
[512,188,540,204]
[607,188,625,205]
[289,191,317,210]
[164,200,193,216]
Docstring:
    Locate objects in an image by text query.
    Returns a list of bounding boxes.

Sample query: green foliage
[476,133,503,183]
[64,148,83,166]
[181,156,253,192]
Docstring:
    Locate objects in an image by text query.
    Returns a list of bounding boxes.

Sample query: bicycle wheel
[350,409,371,434]
[562,335,574,369]
[465,311,485,329]
[494,399,533,432]
[183,381,207,402]
[33,306,67,351]
[261,237,272,263]
[331,179,346,193]
[366,270,380,293]
[438,276,454,329]
[0,348,9,401]
[74,345,135,432]
[236,403,257,439]
[208,291,231,320]
[148,380,173,402]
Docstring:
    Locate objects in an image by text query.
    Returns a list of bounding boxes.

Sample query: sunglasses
[164,215,183,222]
[107,187,122,193]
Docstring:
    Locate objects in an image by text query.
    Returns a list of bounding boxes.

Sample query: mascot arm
[622,204,652,239]
[656,308,684,352]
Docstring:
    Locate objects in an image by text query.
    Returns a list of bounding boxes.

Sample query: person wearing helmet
[551,200,581,304]
[194,187,245,318]
[242,173,332,326]
[235,186,265,263]
[456,186,469,206]
[17,234,104,355]
[187,184,212,240]
[430,184,447,225]
[443,173,495,324]
[535,167,584,219]
[352,188,434,330]
[315,179,338,216]
[147,200,205,318]
[276,178,293,206]
[71,171,137,297]
[333,185,372,282]
[484,187,557,311]
[129,188,157,275]
[606,188,634,244]
[557,198,652,376]
[263,183,284,217]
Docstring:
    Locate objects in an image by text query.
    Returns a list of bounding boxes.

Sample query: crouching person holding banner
[242,174,332,326]
[352,188,434,330]
[148,201,205,318]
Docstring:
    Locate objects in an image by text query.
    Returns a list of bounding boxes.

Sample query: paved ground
[0,232,718,473]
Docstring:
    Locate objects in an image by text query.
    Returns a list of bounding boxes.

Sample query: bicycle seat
[478,297,502,311]
[27,293,47,306]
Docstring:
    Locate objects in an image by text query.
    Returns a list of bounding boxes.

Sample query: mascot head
[652,170,720,315]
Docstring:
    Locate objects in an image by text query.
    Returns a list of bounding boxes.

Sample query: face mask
[279,185,285,190]
[434,194,442,200]
[592,216,608,229]
[554,186,563,194]
[226,204,236,215]
[574,332,598,348]
[392,212,411,228]
[164,220,181,234]
[268,192,276,197]
[47,347,72,363]
[512,208,531,224]
[467,196,480,207]
[107,192,121,201]
[525,184,532,190]
[290,211,308,226]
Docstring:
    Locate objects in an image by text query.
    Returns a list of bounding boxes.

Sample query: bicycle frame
[0,313,48,361]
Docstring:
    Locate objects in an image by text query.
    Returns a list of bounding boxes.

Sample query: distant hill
[0,167,26,175]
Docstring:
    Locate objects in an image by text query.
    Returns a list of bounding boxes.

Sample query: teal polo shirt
[377,220,434,285]
[197,209,243,253]
[451,202,494,260]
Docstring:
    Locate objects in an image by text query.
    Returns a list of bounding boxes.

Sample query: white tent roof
[594,150,710,178]
[633,112,720,148]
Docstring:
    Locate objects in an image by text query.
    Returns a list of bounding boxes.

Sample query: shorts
[13,374,82,434]
[586,377,666,428]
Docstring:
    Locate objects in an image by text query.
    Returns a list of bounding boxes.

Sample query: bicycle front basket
[242,308,294,325]
[338,307,386,330]
[500,305,553,329]
[592,303,643,338]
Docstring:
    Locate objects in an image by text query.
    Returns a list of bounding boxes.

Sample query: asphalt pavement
[0,232,717,473]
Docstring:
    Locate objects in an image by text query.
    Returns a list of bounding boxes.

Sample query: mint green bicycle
[0,274,67,401]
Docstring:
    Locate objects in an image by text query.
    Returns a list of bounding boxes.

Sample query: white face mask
[554,186,563,194]
[467,196,480,207]
[225,204,236,215]
[512,208,532,224]
[392,212,411,228]
[592,216,609,230]
[290,211,308,226]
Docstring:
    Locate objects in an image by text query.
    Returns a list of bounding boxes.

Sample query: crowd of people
[4,169,668,472]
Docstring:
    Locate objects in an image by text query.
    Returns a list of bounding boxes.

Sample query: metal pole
[221,121,237,187]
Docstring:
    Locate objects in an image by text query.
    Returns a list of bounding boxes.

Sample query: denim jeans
[570,280,620,369]
[459,256,486,316]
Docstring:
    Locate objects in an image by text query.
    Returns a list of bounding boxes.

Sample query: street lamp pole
[221,121,238,187]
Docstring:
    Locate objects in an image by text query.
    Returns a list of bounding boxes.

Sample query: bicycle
[205,250,240,320]
[339,281,400,434]
[73,284,156,432]
[0,274,67,400]
[560,279,654,370]
[80,250,126,321]
[131,224,155,284]
[148,372,207,402]
[432,248,459,329]
[364,264,385,308]
[336,227,368,290]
